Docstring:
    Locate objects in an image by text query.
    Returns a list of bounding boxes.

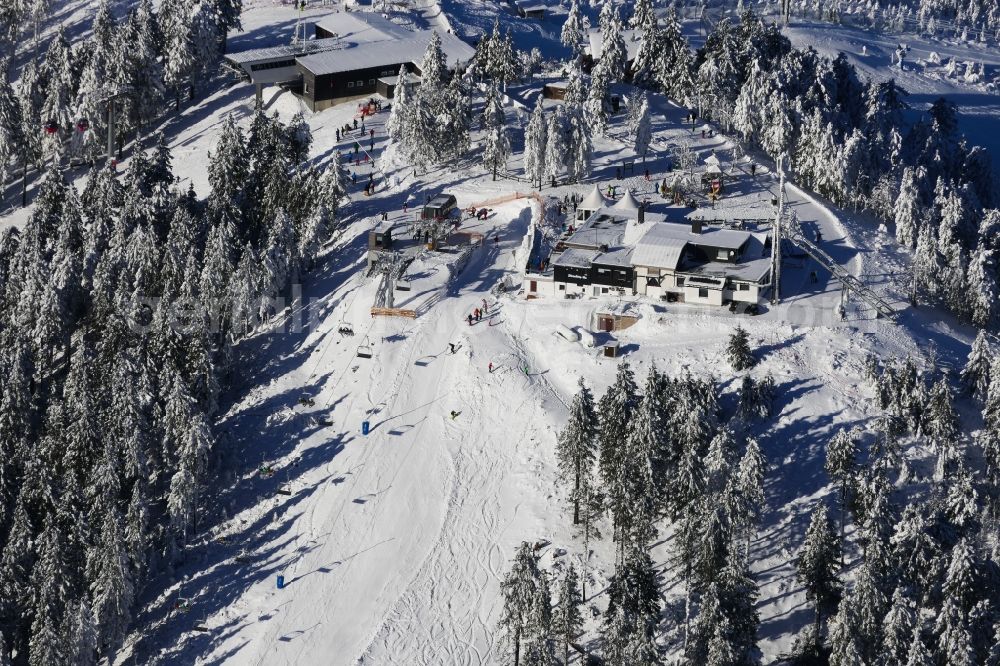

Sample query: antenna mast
[770,154,785,306]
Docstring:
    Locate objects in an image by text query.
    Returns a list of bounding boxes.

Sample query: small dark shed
[422,194,458,220]
[376,72,421,99]
[542,82,567,100]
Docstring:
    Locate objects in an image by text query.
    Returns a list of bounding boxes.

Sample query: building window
[304,82,310,94]
[738,283,750,291]
[558,284,566,291]
[717,249,728,260]
[369,78,376,85]
[677,276,685,287]
[357,80,364,87]
[347,81,354,88]
[698,288,709,298]
[602,287,609,294]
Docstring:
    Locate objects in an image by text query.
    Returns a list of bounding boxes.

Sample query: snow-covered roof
[587,29,643,62]
[297,32,474,76]
[630,222,771,282]
[314,11,414,43]
[594,247,634,267]
[579,185,609,211]
[631,234,686,270]
[565,210,630,249]
[553,247,597,269]
[225,37,345,66]
[704,153,721,166]
[704,164,723,175]
[611,189,641,213]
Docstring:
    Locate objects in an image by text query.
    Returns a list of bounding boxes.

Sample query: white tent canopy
[612,189,641,213]
[579,185,609,211]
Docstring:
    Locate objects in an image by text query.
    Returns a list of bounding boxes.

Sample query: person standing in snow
[450,410,459,419]
[482,299,488,313]
[489,362,494,373]
[449,343,456,354]
[467,314,473,326]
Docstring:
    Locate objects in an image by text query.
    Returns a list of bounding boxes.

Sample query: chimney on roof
[691,220,703,234]
[638,205,645,225]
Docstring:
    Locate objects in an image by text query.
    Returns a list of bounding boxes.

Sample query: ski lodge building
[526,188,772,306]
[224,12,474,110]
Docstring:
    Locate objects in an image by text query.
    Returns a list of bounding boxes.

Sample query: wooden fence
[370,307,417,318]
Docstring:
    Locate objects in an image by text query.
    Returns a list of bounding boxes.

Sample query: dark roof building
[224,13,474,111]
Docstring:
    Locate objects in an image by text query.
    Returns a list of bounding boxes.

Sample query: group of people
[465,298,491,326]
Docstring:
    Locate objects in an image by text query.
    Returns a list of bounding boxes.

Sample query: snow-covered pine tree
[560,0,587,63]
[584,62,611,136]
[386,64,411,142]
[482,86,510,180]
[630,0,656,31]
[827,598,864,666]
[934,538,977,666]
[213,0,243,52]
[126,0,166,140]
[959,330,993,402]
[523,97,547,189]
[498,542,552,666]
[796,503,842,648]
[543,106,567,187]
[882,587,917,666]
[616,369,665,553]
[27,511,70,666]
[943,461,978,535]
[736,373,775,421]
[551,564,583,666]
[161,0,195,109]
[725,325,756,371]
[600,9,628,83]
[985,356,1000,434]
[726,438,766,560]
[924,377,960,480]
[825,428,858,559]
[419,31,447,89]
[629,24,661,87]
[705,427,737,495]
[565,103,592,184]
[285,111,312,164]
[965,243,997,328]
[906,624,934,666]
[895,167,923,249]
[0,63,25,190]
[188,1,220,90]
[598,362,639,526]
[556,378,599,525]
[39,28,75,163]
[914,220,940,299]
[602,545,660,663]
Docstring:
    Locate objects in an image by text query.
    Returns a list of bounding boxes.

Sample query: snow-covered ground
[2,1,993,663]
